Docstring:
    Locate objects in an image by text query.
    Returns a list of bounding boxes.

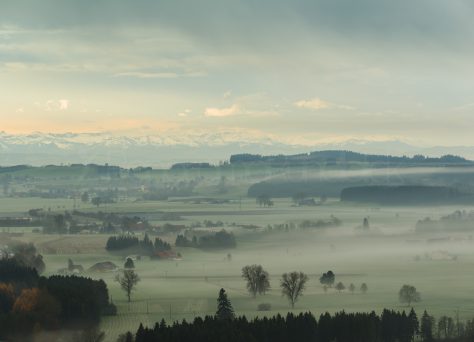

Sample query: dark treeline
[175,230,236,249]
[0,259,115,339]
[106,234,171,253]
[142,180,199,199]
[340,186,474,205]
[0,258,39,287]
[230,150,469,166]
[0,217,37,227]
[38,275,115,323]
[248,171,474,198]
[130,308,474,342]
[0,163,153,179]
[170,162,212,170]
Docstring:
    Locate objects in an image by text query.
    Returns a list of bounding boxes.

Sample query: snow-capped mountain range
[0,131,473,168]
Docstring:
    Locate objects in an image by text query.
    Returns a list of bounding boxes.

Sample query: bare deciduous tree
[280,271,308,308]
[115,269,140,302]
[242,265,270,298]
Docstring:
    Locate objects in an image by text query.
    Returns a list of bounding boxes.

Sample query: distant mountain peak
[0,131,473,167]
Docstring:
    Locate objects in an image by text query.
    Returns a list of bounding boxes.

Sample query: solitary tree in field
[242,265,270,298]
[319,271,335,287]
[335,282,345,293]
[348,283,355,294]
[124,258,135,269]
[115,269,140,302]
[399,284,421,306]
[216,288,234,320]
[360,283,368,294]
[280,271,308,308]
[91,197,102,207]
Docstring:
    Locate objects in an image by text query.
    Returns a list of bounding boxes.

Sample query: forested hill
[230,151,471,166]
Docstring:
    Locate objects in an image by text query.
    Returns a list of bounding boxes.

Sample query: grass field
[3,197,474,341]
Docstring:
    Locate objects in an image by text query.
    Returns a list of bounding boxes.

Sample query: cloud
[59,99,69,110]
[204,104,239,117]
[43,99,69,111]
[294,97,355,111]
[294,98,331,110]
[115,71,179,79]
[178,109,191,117]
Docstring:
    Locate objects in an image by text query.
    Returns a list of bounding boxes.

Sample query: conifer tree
[420,310,434,342]
[216,288,234,320]
[409,308,419,339]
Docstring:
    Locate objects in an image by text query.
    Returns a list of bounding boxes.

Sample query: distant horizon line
[1,149,472,171]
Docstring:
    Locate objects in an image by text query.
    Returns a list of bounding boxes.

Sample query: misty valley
[1,152,474,341]
[3,0,474,340]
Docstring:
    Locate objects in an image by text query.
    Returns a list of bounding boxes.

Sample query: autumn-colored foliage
[13,287,60,314]
[0,282,15,313]
[13,287,40,313]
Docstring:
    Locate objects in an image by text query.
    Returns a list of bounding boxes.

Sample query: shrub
[257,303,272,311]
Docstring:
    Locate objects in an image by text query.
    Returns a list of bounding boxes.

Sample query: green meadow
[3,197,474,340]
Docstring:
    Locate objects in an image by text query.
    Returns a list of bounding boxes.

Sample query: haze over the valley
[2,1,474,342]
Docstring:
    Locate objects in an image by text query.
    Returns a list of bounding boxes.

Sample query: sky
[1,0,474,146]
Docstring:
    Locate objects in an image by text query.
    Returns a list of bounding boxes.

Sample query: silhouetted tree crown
[216,288,234,320]
[399,284,421,306]
[241,265,270,298]
[280,272,308,308]
[319,270,335,287]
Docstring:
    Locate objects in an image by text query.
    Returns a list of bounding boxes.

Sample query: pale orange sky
[1,0,474,146]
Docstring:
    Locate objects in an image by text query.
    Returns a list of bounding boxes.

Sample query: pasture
[3,197,474,340]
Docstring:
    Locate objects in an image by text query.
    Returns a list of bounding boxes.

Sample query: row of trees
[175,230,236,249]
[242,266,421,307]
[106,234,171,254]
[256,194,274,207]
[241,265,307,308]
[326,281,368,294]
[231,151,468,165]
